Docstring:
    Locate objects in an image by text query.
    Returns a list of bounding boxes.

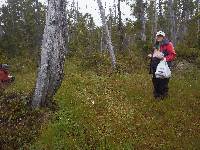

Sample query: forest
[0,0,200,149]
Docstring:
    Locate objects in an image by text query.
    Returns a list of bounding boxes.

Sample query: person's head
[156,31,165,42]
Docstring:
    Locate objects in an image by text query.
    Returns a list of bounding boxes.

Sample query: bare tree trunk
[180,0,190,39]
[168,0,176,45]
[154,1,158,36]
[34,0,41,47]
[141,1,146,42]
[150,0,158,42]
[0,18,3,38]
[7,0,15,31]
[100,30,107,52]
[197,0,200,36]
[32,0,67,108]
[158,0,162,17]
[109,7,112,38]
[118,0,124,51]
[97,0,116,69]
[100,31,103,52]
[113,0,117,24]
[135,0,146,42]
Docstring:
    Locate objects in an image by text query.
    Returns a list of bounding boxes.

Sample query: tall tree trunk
[32,0,67,108]
[181,0,190,37]
[197,0,200,36]
[158,0,162,17]
[175,0,189,42]
[7,0,15,32]
[34,0,41,47]
[109,7,112,38]
[141,1,146,42]
[154,1,158,37]
[97,0,117,69]
[150,0,158,42]
[134,0,146,42]
[118,0,124,51]
[168,0,176,45]
[100,31,104,52]
[0,18,3,38]
[113,0,117,24]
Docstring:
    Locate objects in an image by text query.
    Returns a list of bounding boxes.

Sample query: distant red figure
[0,64,15,90]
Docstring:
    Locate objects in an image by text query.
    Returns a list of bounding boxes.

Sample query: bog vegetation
[0,0,200,149]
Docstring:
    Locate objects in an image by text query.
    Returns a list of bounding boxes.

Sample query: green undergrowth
[0,93,50,149]
[31,58,200,149]
[1,54,200,149]
[0,56,49,150]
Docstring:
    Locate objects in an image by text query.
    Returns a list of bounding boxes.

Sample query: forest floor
[1,56,200,149]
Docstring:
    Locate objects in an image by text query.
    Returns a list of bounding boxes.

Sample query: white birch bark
[97,0,117,69]
[32,0,67,108]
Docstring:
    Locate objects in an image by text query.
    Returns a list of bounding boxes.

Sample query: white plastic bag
[155,60,171,78]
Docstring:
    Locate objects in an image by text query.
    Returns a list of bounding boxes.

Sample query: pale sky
[0,0,133,26]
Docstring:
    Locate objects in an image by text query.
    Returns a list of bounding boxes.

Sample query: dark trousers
[152,78,170,98]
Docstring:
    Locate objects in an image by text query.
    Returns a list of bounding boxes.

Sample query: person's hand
[162,57,167,61]
[156,55,164,59]
[147,54,152,58]
[155,52,164,59]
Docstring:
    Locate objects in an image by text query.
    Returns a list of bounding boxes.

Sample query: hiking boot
[153,92,160,99]
[160,93,169,100]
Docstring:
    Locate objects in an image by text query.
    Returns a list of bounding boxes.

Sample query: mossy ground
[1,55,200,149]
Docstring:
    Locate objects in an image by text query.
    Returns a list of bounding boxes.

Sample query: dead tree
[32,0,67,108]
[97,0,117,69]
[197,0,200,36]
[34,0,42,47]
[141,1,146,42]
[118,0,124,50]
[153,0,158,37]
[168,0,176,45]
[135,0,146,42]
[150,0,158,41]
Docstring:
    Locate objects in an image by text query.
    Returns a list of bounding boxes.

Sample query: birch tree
[32,0,67,108]
[97,0,117,69]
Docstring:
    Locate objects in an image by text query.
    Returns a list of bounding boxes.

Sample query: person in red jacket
[0,64,15,90]
[148,31,176,99]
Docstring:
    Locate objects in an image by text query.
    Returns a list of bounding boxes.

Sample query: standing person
[148,31,176,99]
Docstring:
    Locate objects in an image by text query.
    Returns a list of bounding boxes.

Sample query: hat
[156,31,165,37]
